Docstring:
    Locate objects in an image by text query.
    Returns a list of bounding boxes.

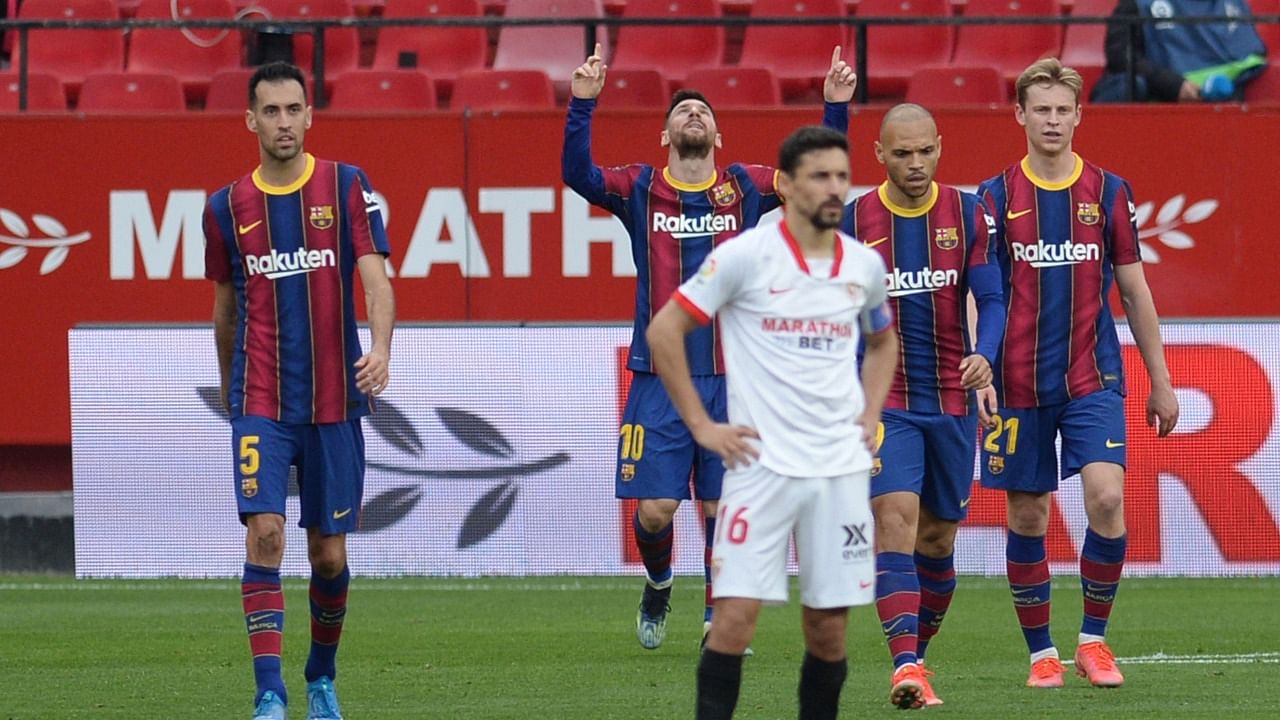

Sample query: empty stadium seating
[78,71,186,111]
[127,0,240,103]
[598,68,670,108]
[683,66,783,106]
[252,0,363,77]
[906,64,1008,105]
[328,68,437,110]
[951,0,1064,87]
[1059,0,1112,97]
[610,0,724,85]
[372,0,489,101]
[492,0,609,96]
[16,0,125,99]
[0,72,69,111]
[850,0,954,98]
[737,0,847,98]
[451,68,557,110]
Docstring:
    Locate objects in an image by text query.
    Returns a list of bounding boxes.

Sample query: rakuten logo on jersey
[652,212,738,239]
[886,266,959,298]
[1011,240,1100,268]
[244,247,336,280]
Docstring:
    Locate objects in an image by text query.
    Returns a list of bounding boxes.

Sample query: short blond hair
[1016,57,1084,107]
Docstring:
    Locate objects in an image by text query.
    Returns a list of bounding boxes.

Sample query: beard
[262,138,302,163]
[671,131,714,161]
[809,203,844,230]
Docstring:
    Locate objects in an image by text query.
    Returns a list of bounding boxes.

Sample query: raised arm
[562,43,613,204]
[822,45,854,135]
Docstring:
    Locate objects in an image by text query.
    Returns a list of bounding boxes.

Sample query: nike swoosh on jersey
[768,286,793,295]
[1006,209,1033,220]
[1105,439,1125,449]
[238,219,264,235]
[864,236,889,248]
[332,508,352,520]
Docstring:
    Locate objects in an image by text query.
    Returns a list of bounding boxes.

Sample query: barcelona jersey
[203,153,390,424]
[978,154,1141,408]
[844,182,1003,415]
[562,96,848,376]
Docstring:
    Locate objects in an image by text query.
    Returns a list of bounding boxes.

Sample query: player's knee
[915,524,957,557]
[1007,498,1050,536]
[248,525,285,563]
[636,499,679,531]
[1085,485,1125,523]
[802,611,847,659]
[308,544,347,577]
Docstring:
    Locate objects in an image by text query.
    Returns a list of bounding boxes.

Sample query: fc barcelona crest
[987,455,1005,475]
[934,226,960,250]
[1076,202,1101,226]
[621,463,636,481]
[713,182,737,207]
[241,477,259,498]
[309,205,335,230]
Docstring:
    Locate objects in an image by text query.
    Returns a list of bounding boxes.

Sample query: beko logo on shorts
[885,266,959,297]
[244,247,336,279]
[1011,239,1100,268]
[652,212,738,239]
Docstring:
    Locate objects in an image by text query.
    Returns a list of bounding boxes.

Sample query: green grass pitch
[2,576,1277,718]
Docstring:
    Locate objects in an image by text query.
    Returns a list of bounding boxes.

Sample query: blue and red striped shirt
[978,154,1141,408]
[203,153,390,424]
[844,182,1004,415]
[562,96,848,375]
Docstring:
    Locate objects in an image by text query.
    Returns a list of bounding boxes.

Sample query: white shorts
[710,462,875,609]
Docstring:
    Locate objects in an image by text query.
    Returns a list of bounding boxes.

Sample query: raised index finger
[830,45,843,68]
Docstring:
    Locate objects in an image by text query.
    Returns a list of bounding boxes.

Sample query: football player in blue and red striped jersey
[204,61,395,720]
[844,103,1005,709]
[977,58,1178,690]
[563,43,857,652]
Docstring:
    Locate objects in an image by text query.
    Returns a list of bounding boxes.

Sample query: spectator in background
[1092,0,1268,102]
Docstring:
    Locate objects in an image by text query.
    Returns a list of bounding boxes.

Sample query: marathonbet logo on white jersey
[244,247,336,279]
[1011,239,1100,268]
[652,211,737,239]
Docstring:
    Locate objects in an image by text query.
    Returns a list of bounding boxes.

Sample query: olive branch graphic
[196,388,569,547]
[1133,194,1217,264]
[0,208,91,275]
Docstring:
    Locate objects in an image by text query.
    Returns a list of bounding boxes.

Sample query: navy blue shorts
[615,372,726,501]
[871,409,978,522]
[231,415,365,535]
[980,389,1127,493]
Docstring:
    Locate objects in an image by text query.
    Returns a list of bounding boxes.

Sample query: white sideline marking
[1065,651,1280,666]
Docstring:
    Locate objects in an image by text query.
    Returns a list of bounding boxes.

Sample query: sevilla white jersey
[674,219,893,478]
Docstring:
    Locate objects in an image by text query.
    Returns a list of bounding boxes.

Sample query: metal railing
[1,14,1277,109]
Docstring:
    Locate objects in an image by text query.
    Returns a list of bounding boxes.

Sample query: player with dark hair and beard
[562,43,858,653]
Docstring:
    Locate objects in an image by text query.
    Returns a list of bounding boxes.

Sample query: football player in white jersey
[647,125,898,720]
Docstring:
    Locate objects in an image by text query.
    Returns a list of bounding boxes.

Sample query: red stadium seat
[492,0,608,96]
[253,0,362,77]
[611,0,724,85]
[1244,62,1280,103]
[1253,0,1280,56]
[951,0,1064,87]
[372,0,488,100]
[16,0,125,99]
[850,0,954,98]
[0,72,69,111]
[905,64,1008,105]
[328,69,437,111]
[599,69,670,108]
[450,69,556,110]
[204,68,318,110]
[127,0,241,104]
[683,66,783,107]
[737,0,846,98]
[78,71,186,111]
[1059,0,1111,98]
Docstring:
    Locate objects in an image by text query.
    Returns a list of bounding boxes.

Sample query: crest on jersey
[870,457,882,477]
[1076,202,1101,226]
[621,464,636,481]
[845,283,864,302]
[987,455,1005,475]
[713,182,737,207]
[698,257,718,279]
[934,226,960,250]
[241,477,259,498]
[309,205,335,230]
